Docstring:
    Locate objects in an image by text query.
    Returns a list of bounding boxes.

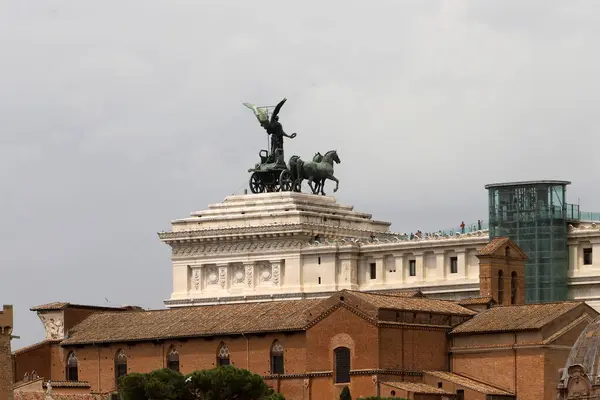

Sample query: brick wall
[1,305,14,400]
[14,343,52,383]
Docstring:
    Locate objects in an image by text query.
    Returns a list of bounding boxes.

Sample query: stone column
[456,249,467,279]
[338,254,359,290]
[568,244,578,274]
[415,252,425,281]
[217,263,228,291]
[244,261,255,290]
[591,240,600,270]
[375,256,385,284]
[392,253,404,283]
[434,250,445,280]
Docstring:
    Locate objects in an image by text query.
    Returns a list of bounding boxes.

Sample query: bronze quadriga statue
[243,98,340,195]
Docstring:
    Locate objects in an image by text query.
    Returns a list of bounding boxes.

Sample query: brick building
[11,238,600,400]
[1,305,14,400]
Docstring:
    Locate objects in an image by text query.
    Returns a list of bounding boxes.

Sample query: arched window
[115,349,128,385]
[66,352,78,381]
[217,343,230,366]
[511,271,518,304]
[167,346,180,372]
[270,340,284,374]
[334,347,350,384]
[498,270,504,304]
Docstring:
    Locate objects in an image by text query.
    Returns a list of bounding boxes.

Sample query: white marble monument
[159,192,600,309]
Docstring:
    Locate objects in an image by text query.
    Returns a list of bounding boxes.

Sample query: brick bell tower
[0,305,14,400]
[477,237,527,306]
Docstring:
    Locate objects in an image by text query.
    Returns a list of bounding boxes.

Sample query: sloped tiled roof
[31,302,136,312]
[61,299,322,345]
[425,371,513,395]
[456,296,495,306]
[371,290,425,298]
[477,237,527,259]
[381,381,453,395]
[451,302,583,334]
[347,291,476,316]
[43,381,90,388]
[13,340,61,356]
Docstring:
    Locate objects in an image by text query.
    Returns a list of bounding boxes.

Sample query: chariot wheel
[249,172,264,194]
[279,170,293,192]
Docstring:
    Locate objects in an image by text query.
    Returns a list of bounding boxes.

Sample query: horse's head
[326,150,340,164]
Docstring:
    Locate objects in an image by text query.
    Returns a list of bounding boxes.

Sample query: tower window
[318,256,321,265]
[450,257,458,274]
[370,263,376,279]
[318,277,321,284]
[584,248,593,265]
[511,271,517,304]
[498,270,504,304]
[409,260,416,276]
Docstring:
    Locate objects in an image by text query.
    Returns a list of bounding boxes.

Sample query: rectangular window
[67,366,78,381]
[450,257,458,274]
[409,260,416,276]
[584,248,593,265]
[334,347,351,383]
[318,277,321,284]
[217,357,230,367]
[370,263,376,279]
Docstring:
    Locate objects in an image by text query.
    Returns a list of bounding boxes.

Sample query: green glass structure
[486,180,571,303]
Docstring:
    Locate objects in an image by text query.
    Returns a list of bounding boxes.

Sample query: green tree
[119,369,188,400]
[339,386,352,400]
[119,365,284,400]
[118,373,148,400]
[185,366,278,400]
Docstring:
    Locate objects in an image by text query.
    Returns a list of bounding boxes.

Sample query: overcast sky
[2,0,600,347]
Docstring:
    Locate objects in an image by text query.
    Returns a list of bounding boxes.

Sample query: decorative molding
[272,262,281,286]
[259,262,272,283]
[206,267,218,286]
[159,223,395,242]
[171,240,305,257]
[233,265,244,284]
[218,266,227,289]
[341,261,351,283]
[245,263,254,288]
[192,267,201,291]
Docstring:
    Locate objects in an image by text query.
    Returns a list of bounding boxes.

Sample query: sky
[2,0,600,347]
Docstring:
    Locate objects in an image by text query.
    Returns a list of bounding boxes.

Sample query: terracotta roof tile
[457,296,495,306]
[477,237,527,259]
[425,371,513,395]
[451,302,583,334]
[44,381,90,388]
[61,299,322,345]
[13,340,60,355]
[374,290,425,298]
[347,291,476,316]
[381,381,453,395]
[31,302,137,312]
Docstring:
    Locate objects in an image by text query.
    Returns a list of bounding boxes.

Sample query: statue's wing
[270,98,287,123]
[243,102,269,123]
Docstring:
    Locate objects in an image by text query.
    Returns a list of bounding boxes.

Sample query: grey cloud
[1,0,600,346]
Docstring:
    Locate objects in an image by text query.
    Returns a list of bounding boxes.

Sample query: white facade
[159,192,600,309]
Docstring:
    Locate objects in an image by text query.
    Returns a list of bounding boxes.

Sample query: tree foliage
[339,386,352,400]
[118,366,284,400]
